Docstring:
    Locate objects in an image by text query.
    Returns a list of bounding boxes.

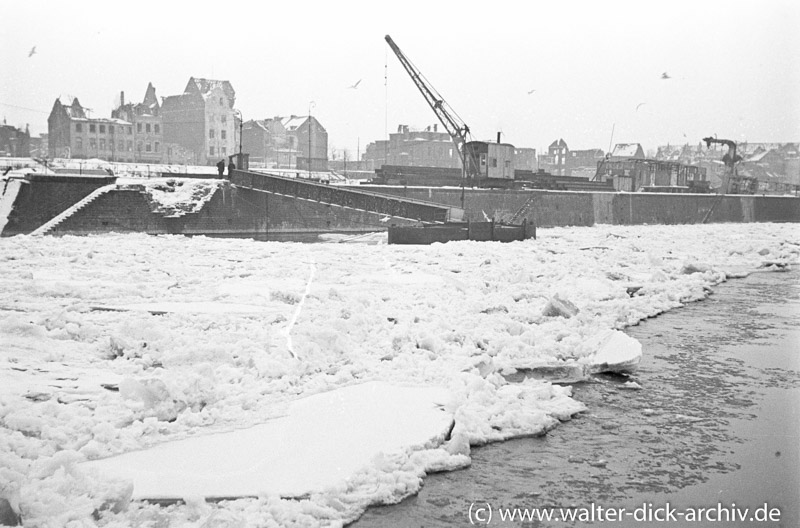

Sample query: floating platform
[388,219,536,245]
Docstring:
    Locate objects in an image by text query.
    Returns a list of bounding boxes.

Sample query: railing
[230,170,461,223]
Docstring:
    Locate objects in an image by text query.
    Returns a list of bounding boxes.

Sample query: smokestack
[120,91,125,106]
[497,132,501,144]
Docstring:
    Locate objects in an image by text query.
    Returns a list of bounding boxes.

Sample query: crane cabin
[465,135,516,180]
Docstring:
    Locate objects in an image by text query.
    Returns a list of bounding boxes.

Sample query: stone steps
[30,184,118,236]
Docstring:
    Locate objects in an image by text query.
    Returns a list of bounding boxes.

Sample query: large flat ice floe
[0,224,797,526]
[81,382,454,500]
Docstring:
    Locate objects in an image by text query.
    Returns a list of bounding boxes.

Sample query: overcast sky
[2,0,798,158]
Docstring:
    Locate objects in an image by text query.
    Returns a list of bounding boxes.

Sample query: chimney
[497,132,501,144]
[434,124,438,132]
[120,91,125,106]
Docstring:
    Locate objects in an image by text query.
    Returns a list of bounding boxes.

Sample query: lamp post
[308,101,315,177]
[234,109,243,161]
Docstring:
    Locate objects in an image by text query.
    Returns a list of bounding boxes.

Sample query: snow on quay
[0,223,797,527]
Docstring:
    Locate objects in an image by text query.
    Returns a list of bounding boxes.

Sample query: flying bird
[348,79,362,89]
[28,46,36,57]
[661,72,671,80]
[527,89,536,95]
[636,102,646,111]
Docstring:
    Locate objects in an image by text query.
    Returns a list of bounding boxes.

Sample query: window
[146,143,152,152]
[118,140,124,150]
[146,123,151,133]
[209,129,215,139]
[209,146,215,156]
[491,158,498,168]
[89,138,96,149]
[75,123,83,132]
[127,127,132,135]
[137,123,142,133]
[99,124,106,133]
[154,124,160,134]
[221,130,226,140]
[221,115,227,124]
[76,137,83,149]
[100,139,105,150]
[127,141,133,151]
[137,141,142,152]
[154,142,160,152]
[89,124,96,133]
[222,147,226,156]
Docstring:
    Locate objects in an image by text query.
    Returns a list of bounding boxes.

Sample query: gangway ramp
[230,170,462,224]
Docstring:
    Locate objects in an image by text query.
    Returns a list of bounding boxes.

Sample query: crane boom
[384,35,480,179]
[702,136,755,194]
[702,136,742,168]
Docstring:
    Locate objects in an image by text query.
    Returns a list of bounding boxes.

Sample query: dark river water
[351,268,800,527]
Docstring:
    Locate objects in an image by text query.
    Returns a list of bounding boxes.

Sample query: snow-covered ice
[81,382,455,500]
[0,223,797,526]
[121,178,223,218]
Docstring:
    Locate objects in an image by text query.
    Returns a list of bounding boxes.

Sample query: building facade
[48,97,135,161]
[282,115,328,172]
[567,148,605,178]
[30,134,47,158]
[514,147,537,172]
[161,77,237,166]
[241,120,271,166]
[241,115,328,170]
[0,123,30,157]
[362,140,389,171]
[111,83,163,163]
[538,139,569,175]
[609,143,645,161]
[362,124,461,170]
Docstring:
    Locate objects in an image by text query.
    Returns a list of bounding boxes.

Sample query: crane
[384,35,481,181]
[702,136,755,194]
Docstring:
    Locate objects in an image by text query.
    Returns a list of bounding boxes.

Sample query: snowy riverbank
[1,224,798,526]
